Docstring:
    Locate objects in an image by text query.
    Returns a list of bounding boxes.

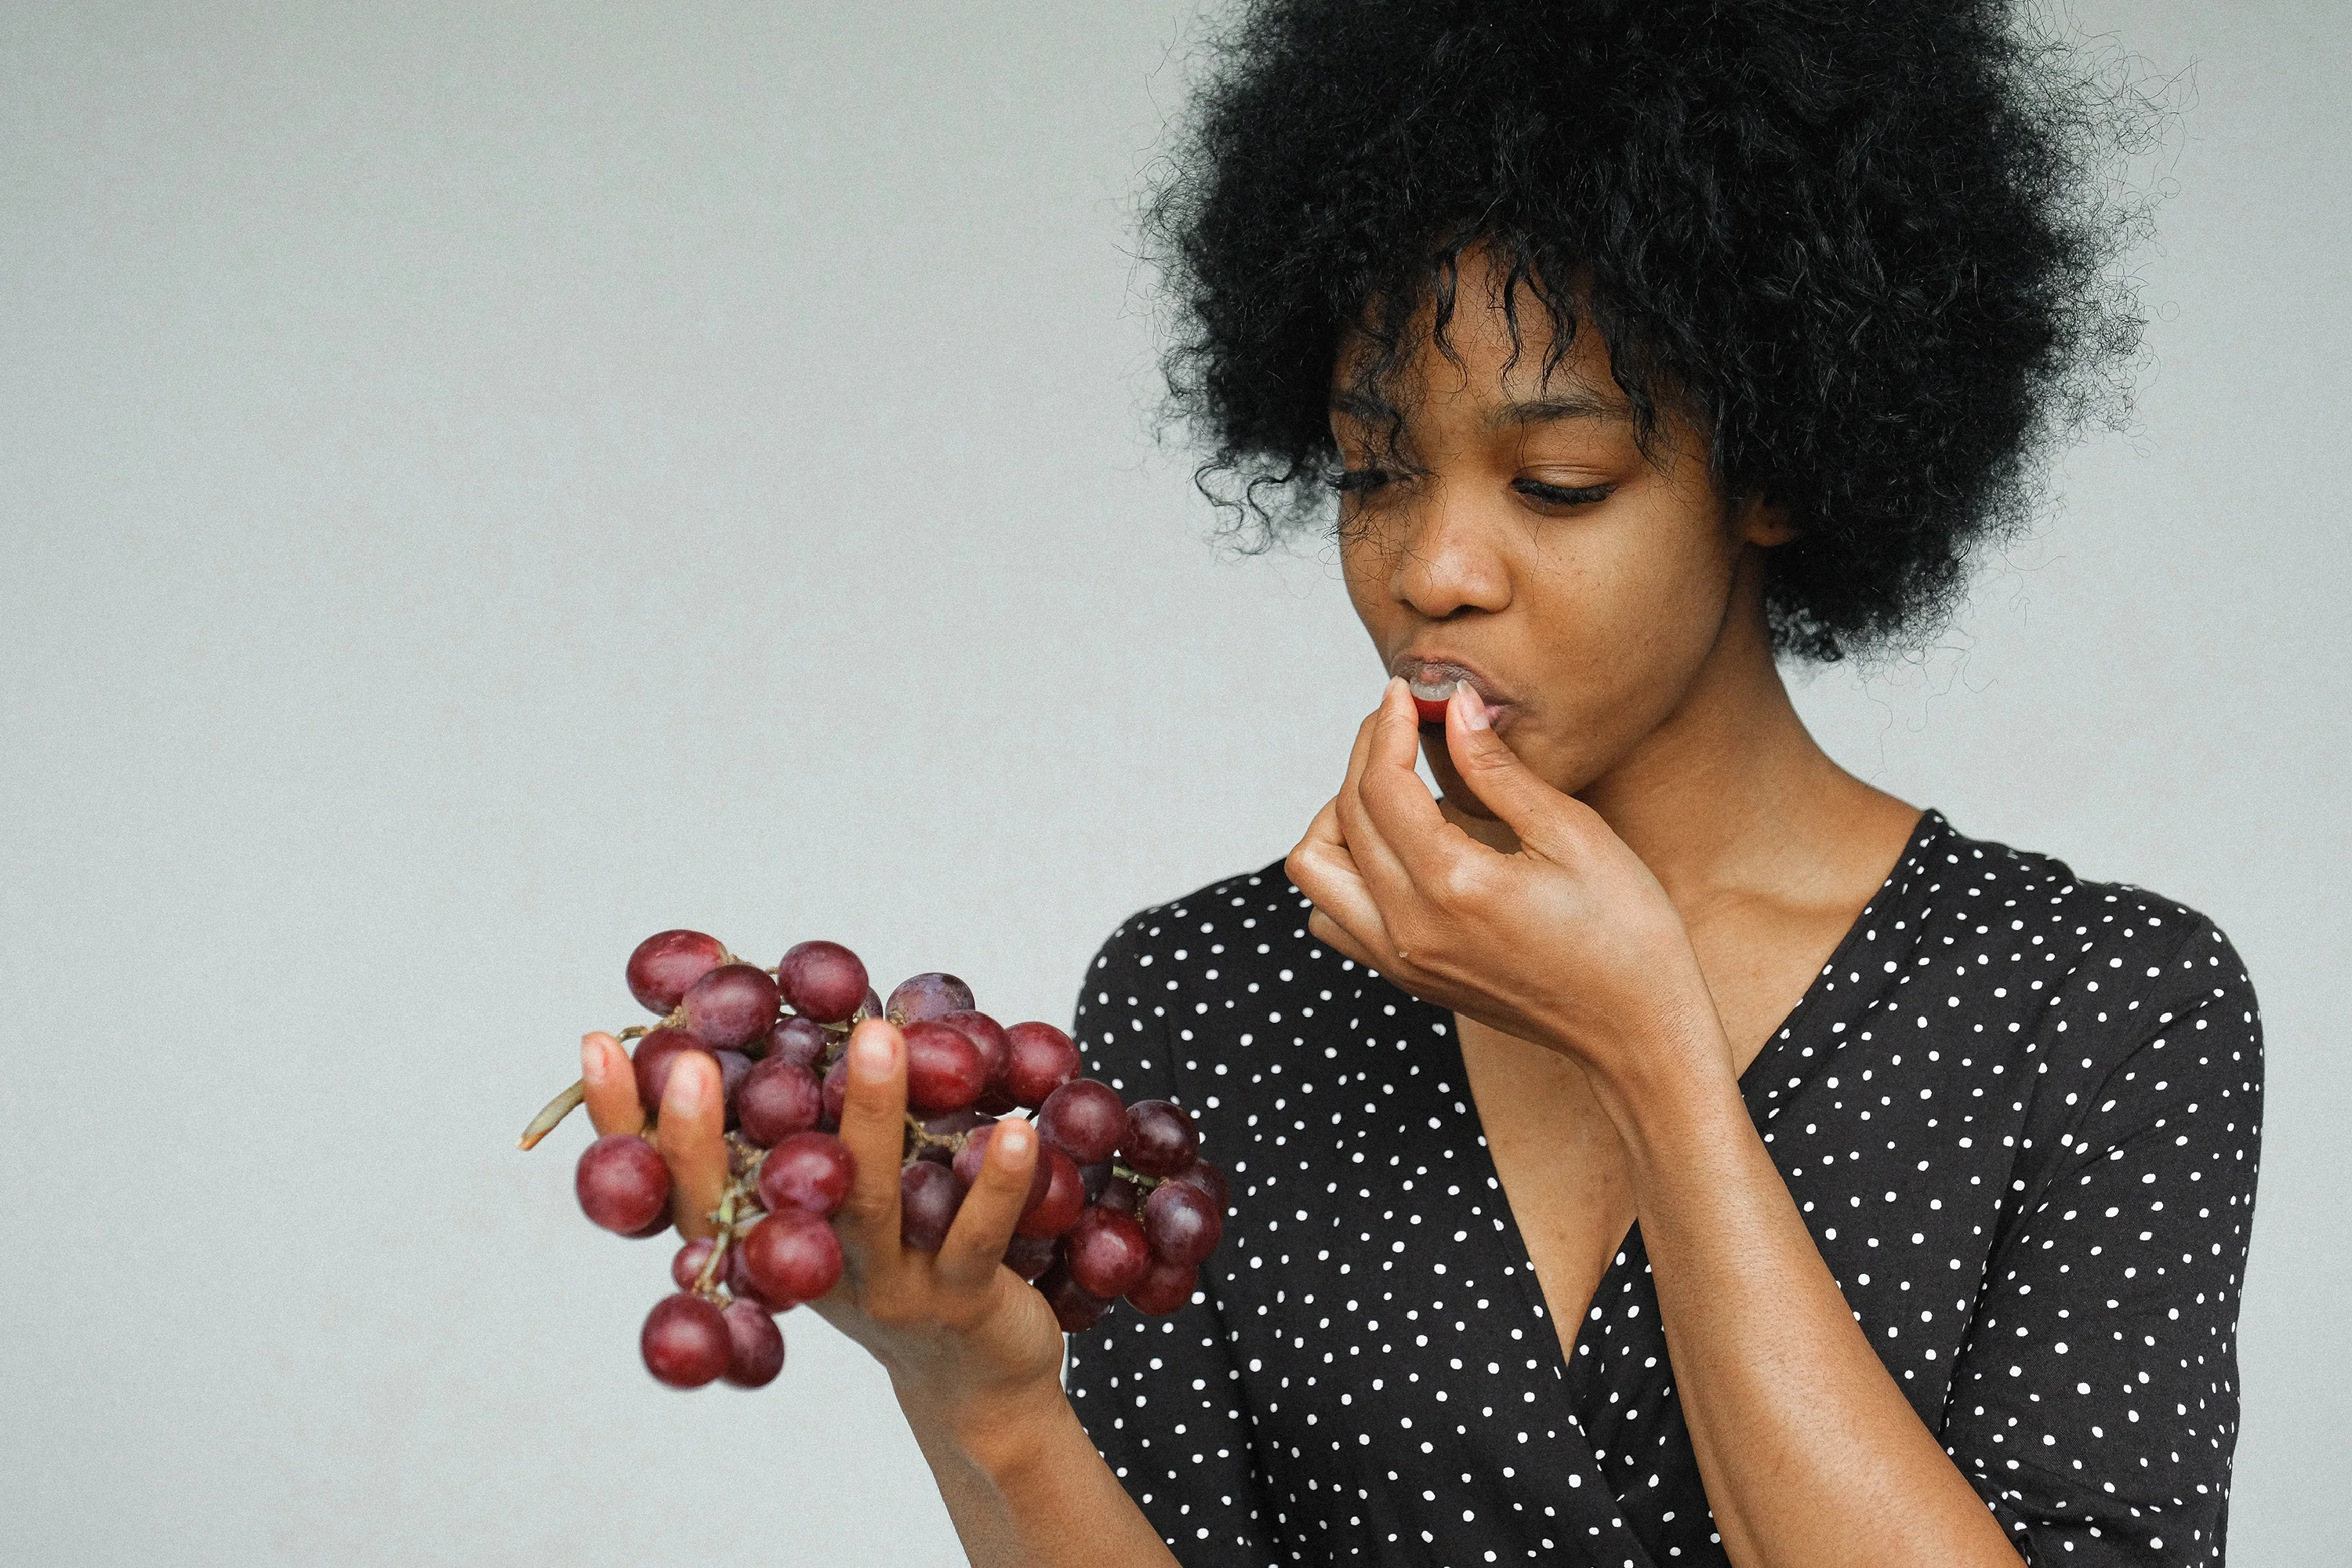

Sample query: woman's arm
[580,1025,1179,1568]
[1287,679,2024,1568]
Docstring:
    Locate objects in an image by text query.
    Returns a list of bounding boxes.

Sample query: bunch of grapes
[520,930,1229,1391]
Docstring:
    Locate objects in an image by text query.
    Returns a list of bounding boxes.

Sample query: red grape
[1065,1207,1152,1298]
[1002,1022,1080,1108]
[1037,1080,1124,1165]
[720,1298,786,1388]
[778,940,869,1024]
[856,986,882,1022]
[757,1131,855,1218]
[1078,1160,1113,1203]
[821,1054,848,1129]
[625,1209,675,1239]
[1014,1149,1086,1239]
[681,963,781,1051]
[937,1010,1010,1083]
[764,1015,831,1072]
[1120,1099,1200,1178]
[1038,1263,1111,1333]
[1165,1157,1229,1213]
[899,1160,967,1250]
[1098,1174,1143,1217]
[715,1049,753,1127]
[1003,1232,1059,1281]
[631,1026,713,1111]
[975,1083,1021,1116]
[671,1237,716,1290]
[1142,1179,1223,1267]
[887,971,975,1025]
[742,1208,844,1305]
[736,1057,822,1147]
[641,1293,732,1388]
[1124,1258,1200,1316]
[723,1243,789,1312]
[903,1019,988,1115]
[576,1134,671,1234]
[626,930,728,1015]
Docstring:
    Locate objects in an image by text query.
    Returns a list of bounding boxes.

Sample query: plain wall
[2,2,2343,1563]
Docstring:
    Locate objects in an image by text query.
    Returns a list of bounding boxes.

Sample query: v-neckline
[1435,808,1950,1387]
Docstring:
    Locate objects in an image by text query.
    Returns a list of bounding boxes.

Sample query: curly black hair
[1145,0,2161,660]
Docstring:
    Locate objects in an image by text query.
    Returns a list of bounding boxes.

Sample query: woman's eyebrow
[1486,392,1626,430]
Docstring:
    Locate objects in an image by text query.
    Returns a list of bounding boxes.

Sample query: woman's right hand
[578,1021,1070,1447]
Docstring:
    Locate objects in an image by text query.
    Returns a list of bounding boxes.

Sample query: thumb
[1442,681,1566,845]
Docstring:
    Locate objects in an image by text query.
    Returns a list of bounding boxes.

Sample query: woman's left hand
[1285,677,1730,1099]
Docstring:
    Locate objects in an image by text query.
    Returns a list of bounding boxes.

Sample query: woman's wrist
[895,1367,1080,1487]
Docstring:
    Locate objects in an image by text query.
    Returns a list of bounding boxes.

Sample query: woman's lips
[1392,657,1508,728]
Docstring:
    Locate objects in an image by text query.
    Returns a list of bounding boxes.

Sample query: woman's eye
[1331,468,1393,496]
[1513,478,1614,507]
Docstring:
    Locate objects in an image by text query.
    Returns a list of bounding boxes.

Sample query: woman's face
[1331,253,1787,817]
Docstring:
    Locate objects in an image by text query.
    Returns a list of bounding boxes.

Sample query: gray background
[2,2,2342,1563]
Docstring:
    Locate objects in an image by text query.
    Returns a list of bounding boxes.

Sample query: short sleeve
[1940,917,2264,1566]
[1060,919,1277,1568]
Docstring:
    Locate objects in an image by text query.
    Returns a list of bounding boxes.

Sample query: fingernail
[996,1120,1035,1160]
[849,1023,895,1083]
[1454,680,1490,731]
[581,1036,608,1085]
[666,1052,713,1115]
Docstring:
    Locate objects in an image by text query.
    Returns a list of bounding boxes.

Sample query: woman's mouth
[1393,657,1508,728]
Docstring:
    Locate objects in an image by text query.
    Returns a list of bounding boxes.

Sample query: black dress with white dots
[1062,810,2262,1567]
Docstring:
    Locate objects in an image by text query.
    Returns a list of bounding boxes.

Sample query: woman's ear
[1737,492,1798,547]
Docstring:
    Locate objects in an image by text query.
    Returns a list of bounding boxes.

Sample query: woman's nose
[1389,481,1512,621]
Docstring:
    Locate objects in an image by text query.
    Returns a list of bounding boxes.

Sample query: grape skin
[576,1134,671,1234]
[1037,1079,1124,1165]
[1065,1207,1152,1298]
[1014,1149,1086,1239]
[764,1015,829,1070]
[641,1294,733,1388]
[1142,1179,1224,1267]
[720,1299,786,1388]
[1001,1021,1080,1108]
[1119,1098,1200,1178]
[902,1019,988,1115]
[898,1160,967,1250]
[681,963,782,1051]
[757,1131,855,1218]
[1123,1257,1200,1317]
[735,1058,822,1147]
[886,971,975,1025]
[778,940,869,1024]
[742,1209,844,1305]
[626,930,728,1015]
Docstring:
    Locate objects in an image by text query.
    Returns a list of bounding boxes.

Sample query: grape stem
[517,1079,586,1150]
[1110,1163,1164,1194]
[693,1184,742,1297]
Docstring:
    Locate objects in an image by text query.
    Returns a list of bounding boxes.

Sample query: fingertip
[993,1118,1036,1167]
[663,1049,719,1119]
[1448,680,1491,734]
[849,1018,901,1083]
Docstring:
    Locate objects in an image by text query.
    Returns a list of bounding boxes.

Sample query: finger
[1356,680,1482,889]
[656,1051,728,1240]
[582,1033,646,1137]
[1345,677,1457,896]
[833,1020,909,1259]
[933,1117,1039,1294]
[1443,681,1575,851]
[1288,794,1399,960]
[1307,904,1381,970]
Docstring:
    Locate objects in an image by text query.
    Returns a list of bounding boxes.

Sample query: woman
[582,2,2260,1563]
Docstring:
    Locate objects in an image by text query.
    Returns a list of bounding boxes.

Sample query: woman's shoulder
[1907,808,2252,988]
[1081,856,1308,982]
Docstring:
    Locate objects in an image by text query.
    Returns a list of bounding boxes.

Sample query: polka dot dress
[1062,811,2262,1566]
